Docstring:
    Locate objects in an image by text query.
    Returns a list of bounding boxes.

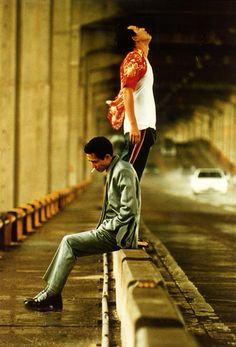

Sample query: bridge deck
[0,178,113,347]
[0,161,236,346]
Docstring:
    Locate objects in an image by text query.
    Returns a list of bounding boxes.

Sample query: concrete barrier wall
[0,180,90,250]
[113,249,200,347]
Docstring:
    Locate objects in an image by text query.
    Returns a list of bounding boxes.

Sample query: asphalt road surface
[141,143,236,342]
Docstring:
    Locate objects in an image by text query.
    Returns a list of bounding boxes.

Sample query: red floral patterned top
[120,48,147,89]
[106,48,147,130]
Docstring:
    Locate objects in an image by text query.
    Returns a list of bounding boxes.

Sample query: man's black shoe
[24,288,48,304]
[24,293,63,311]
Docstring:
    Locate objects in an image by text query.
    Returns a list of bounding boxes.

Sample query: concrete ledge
[113,249,164,319]
[122,259,164,290]
[136,327,200,347]
[128,284,184,328]
[113,249,200,347]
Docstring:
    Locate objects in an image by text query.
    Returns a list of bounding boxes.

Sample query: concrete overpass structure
[1,0,236,210]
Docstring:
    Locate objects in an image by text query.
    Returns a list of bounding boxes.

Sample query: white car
[190,168,228,194]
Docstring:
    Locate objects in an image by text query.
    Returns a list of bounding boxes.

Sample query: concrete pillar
[224,102,235,165]
[175,120,187,142]
[80,26,120,178]
[68,26,79,186]
[69,3,84,183]
[230,105,236,166]
[211,108,221,151]
[217,115,224,153]
[77,56,88,180]
[208,113,214,143]
[211,110,217,144]
[222,103,233,160]
[189,117,195,140]
[86,50,120,143]
[0,0,17,209]
[201,115,207,139]
[16,0,51,205]
[192,113,202,139]
[73,0,123,181]
[220,103,227,155]
[183,121,189,142]
[177,123,182,142]
[230,96,236,166]
[204,113,210,140]
[166,119,188,143]
[232,105,236,167]
[90,66,120,135]
[50,0,71,191]
[194,110,211,141]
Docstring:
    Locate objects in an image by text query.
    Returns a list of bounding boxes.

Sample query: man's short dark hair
[115,20,153,55]
[116,24,135,55]
[84,136,113,159]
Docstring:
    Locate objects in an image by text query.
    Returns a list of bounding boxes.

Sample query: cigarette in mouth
[91,168,95,173]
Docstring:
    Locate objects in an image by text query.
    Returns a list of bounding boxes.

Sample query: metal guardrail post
[102,253,109,347]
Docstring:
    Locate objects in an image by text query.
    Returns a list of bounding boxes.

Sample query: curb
[113,249,200,347]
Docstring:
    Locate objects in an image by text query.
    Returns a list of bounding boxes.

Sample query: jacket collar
[105,155,120,184]
[107,155,119,174]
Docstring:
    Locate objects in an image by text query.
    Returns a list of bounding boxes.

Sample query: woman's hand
[130,125,141,144]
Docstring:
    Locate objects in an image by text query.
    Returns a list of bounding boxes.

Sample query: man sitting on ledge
[24,136,141,311]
